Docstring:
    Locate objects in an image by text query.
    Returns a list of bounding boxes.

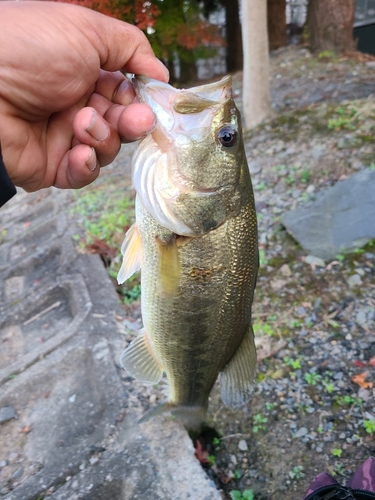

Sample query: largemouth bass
[118,75,258,426]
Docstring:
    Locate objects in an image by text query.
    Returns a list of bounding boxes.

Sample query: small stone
[248,160,261,175]
[280,264,292,277]
[238,440,248,451]
[230,454,238,465]
[294,427,308,438]
[358,388,372,401]
[89,457,99,465]
[69,394,76,403]
[0,460,8,468]
[311,145,326,160]
[72,480,79,489]
[306,184,315,194]
[347,274,362,288]
[305,255,325,268]
[0,407,16,424]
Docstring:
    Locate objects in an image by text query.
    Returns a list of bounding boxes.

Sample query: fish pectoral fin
[156,235,180,296]
[117,223,142,284]
[120,329,163,384]
[220,323,257,406]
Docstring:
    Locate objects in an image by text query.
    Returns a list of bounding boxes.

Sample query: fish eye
[217,126,237,148]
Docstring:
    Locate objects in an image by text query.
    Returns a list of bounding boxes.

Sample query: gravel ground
[71,46,375,500]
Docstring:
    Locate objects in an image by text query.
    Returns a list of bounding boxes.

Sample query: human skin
[0,1,169,192]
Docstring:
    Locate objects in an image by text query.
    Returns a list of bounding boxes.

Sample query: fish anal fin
[120,329,163,384]
[156,235,180,296]
[220,324,257,406]
[117,223,142,284]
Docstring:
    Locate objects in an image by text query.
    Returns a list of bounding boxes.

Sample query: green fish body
[118,76,258,426]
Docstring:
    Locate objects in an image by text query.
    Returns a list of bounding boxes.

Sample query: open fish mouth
[130,75,242,236]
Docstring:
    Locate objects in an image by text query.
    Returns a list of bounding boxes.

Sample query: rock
[0,406,16,424]
[294,427,308,438]
[348,274,362,288]
[282,169,375,260]
[0,460,8,468]
[311,145,326,160]
[305,255,325,268]
[280,264,292,277]
[238,440,248,451]
[248,160,262,175]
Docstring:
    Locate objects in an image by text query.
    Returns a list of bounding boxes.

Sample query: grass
[70,180,142,304]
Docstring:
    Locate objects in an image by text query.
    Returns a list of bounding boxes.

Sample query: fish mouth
[133,75,232,106]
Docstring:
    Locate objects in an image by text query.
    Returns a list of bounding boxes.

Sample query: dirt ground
[72,46,375,500]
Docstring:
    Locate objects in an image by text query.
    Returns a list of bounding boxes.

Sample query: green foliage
[363,419,375,434]
[318,50,337,61]
[71,185,132,247]
[252,413,268,433]
[334,395,362,407]
[288,465,305,480]
[333,448,343,458]
[370,163,375,171]
[284,357,301,370]
[304,372,321,385]
[253,322,275,337]
[212,437,220,446]
[230,490,254,500]
[259,249,268,267]
[0,228,7,244]
[327,105,357,131]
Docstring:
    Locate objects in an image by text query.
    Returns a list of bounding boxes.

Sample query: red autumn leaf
[351,372,373,389]
[354,360,367,367]
[195,440,209,464]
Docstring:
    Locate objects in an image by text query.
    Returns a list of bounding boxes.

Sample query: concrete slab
[0,187,220,499]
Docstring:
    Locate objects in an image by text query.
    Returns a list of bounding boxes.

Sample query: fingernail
[115,80,135,105]
[86,148,97,171]
[86,111,109,141]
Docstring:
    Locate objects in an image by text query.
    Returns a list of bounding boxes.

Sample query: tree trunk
[267,0,287,51]
[241,0,273,129]
[221,0,243,72]
[307,0,356,55]
[178,59,198,83]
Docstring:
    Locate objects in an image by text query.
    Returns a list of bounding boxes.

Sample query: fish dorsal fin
[220,324,257,406]
[117,223,142,284]
[120,328,163,384]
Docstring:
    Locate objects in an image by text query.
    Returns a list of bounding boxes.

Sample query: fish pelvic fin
[138,400,206,430]
[220,323,257,406]
[156,235,180,296]
[117,223,142,284]
[120,328,163,384]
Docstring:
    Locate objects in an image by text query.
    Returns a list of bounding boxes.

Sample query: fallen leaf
[369,357,375,367]
[218,472,233,484]
[354,360,367,368]
[195,440,209,464]
[351,372,373,389]
[20,425,33,434]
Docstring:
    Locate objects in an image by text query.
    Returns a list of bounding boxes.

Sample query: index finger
[79,9,169,81]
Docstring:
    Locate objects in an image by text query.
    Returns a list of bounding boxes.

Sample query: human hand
[0,1,169,192]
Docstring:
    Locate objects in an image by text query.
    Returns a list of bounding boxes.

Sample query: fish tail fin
[138,400,206,430]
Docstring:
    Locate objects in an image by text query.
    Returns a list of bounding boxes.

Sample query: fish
[117,75,258,427]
